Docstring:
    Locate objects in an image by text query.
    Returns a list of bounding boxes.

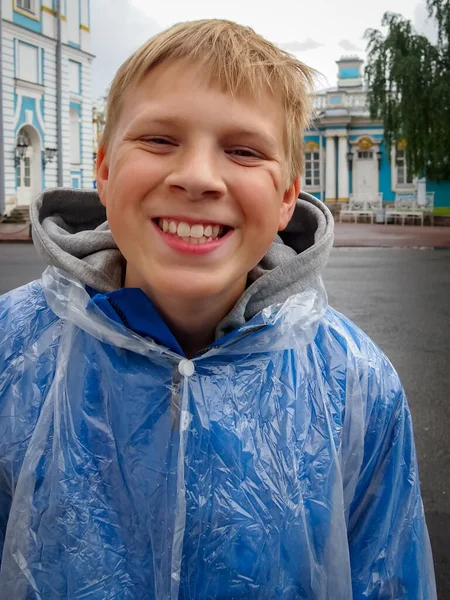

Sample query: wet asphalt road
[0,243,449,597]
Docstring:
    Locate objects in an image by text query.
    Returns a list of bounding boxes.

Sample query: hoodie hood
[30,188,334,338]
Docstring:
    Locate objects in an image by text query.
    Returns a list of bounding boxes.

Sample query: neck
[155,292,244,358]
[124,272,247,357]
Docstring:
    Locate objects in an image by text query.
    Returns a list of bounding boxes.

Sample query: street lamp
[377,148,383,169]
[44,147,57,163]
[14,138,29,167]
[347,151,353,171]
[42,147,57,170]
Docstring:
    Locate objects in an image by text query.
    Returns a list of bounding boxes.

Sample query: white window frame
[17,41,39,84]
[392,146,415,192]
[70,108,81,165]
[69,60,82,95]
[15,0,37,16]
[304,150,321,189]
[67,0,81,46]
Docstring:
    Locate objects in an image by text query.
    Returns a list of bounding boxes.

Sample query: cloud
[91,0,160,99]
[414,1,438,43]
[278,38,324,53]
[338,39,363,52]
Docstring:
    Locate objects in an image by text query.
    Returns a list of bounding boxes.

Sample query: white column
[417,177,426,206]
[338,136,349,201]
[325,136,336,201]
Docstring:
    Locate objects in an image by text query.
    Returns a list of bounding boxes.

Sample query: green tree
[365,0,450,181]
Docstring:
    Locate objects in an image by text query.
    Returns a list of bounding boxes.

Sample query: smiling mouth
[155,218,231,244]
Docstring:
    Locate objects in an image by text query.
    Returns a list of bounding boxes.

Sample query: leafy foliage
[365,0,450,180]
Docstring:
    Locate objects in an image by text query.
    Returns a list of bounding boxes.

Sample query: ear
[96,146,109,208]
[278,176,300,231]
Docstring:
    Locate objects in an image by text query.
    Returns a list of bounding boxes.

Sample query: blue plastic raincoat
[0,190,436,599]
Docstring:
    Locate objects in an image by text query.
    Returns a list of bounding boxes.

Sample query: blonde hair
[102,19,316,185]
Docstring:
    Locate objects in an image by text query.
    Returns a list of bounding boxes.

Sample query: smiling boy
[0,19,436,599]
[98,57,299,356]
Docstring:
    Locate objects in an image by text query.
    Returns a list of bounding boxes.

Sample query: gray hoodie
[30,188,334,338]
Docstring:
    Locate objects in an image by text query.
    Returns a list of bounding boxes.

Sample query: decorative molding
[357,137,373,150]
[70,92,83,103]
[13,98,44,145]
[14,78,45,95]
[304,140,320,151]
[325,128,349,137]
[41,5,56,16]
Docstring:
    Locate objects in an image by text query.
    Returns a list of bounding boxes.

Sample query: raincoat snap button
[178,359,195,377]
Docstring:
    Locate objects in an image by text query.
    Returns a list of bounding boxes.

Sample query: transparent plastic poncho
[0,267,436,599]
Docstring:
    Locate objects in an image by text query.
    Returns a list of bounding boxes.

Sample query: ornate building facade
[303,57,450,215]
[0,0,93,215]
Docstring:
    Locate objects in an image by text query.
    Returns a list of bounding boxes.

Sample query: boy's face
[97,60,299,308]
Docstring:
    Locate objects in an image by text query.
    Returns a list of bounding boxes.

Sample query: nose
[165,143,227,200]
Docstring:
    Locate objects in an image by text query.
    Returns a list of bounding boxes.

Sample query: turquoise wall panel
[379,142,394,201]
[13,8,42,33]
[427,181,450,208]
[304,135,320,144]
[339,68,359,79]
[70,101,81,115]
[15,96,44,141]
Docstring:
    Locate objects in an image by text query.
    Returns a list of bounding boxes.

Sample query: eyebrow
[126,114,280,153]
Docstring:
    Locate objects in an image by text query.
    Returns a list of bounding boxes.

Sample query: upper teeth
[160,219,222,240]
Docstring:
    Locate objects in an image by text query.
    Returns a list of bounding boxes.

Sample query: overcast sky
[91,0,432,99]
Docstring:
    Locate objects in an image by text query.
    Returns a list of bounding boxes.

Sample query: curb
[333,244,450,249]
[0,238,33,243]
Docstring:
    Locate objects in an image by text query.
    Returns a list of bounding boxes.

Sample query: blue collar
[87,285,251,357]
[87,286,185,356]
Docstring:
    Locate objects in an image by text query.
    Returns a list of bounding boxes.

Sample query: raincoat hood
[30,187,334,337]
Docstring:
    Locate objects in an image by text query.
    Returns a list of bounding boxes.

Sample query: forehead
[116,59,286,145]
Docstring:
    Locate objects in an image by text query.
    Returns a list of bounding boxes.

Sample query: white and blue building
[1,0,93,215]
[303,56,450,216]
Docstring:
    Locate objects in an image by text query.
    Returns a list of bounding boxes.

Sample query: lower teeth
[173,234,215,244]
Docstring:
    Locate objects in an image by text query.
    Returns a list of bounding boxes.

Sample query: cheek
[235,173,283,231]
[109,152,164,209]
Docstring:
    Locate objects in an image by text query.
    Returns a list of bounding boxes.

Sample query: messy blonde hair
[102,19,316,185]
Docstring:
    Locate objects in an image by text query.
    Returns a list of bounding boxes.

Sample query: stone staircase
[1,206,30,224]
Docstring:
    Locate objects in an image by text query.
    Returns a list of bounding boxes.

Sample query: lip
[151,219,234,255]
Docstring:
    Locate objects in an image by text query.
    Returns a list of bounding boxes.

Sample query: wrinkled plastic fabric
[0,267,436,599]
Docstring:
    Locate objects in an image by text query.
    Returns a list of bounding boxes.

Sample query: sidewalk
[1,220,450,247]
[334,222,450,248]
[0,222,32,243]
